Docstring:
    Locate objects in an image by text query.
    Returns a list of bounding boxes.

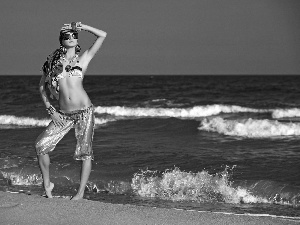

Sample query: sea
[0,75,300,220]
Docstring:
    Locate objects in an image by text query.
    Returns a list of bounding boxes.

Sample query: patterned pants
[35,105,95,160]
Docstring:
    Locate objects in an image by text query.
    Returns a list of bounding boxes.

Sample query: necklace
[61,54,78,72]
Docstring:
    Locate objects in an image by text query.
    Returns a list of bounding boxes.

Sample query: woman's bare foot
[44,182,54,198]
[70,193,84,200]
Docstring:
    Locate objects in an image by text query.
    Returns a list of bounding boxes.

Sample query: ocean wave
[0,115,114,128]
[272,108,300,119]
[131,167,267,204]
[198,117,300,137]
[4,104,300,133]
[1,171,43,186]
[0,115,50,127]
[131,168,299,207]
[95,105,268,118]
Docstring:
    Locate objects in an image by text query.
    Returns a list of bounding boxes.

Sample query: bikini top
[45,58,83,100]
[56,61,83,80]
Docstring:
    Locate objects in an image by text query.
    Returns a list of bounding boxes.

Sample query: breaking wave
[198,117,300,138]
[0,115,114,128]
[272,108,300,119]
[131,168,300,207]
[95,105,268,118]
[0,115,49,127]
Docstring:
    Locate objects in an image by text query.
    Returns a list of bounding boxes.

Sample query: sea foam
[272,108,300,119]
[199,117,300,137]
[131,167,268,204]
[1,171,42,186]
[95,105,268,118]
[0,115,50,127]
[0,115,114,128]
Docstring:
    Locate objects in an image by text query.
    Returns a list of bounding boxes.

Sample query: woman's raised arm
[81,24,107,60]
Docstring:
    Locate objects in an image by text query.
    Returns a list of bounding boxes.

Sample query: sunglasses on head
[61,32,78,40]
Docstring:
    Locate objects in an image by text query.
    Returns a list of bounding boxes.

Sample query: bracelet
[46,105,56,115]
[77,22,82,31]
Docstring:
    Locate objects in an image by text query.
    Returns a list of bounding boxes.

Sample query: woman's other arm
[38,75,65,127]
[39,75,51,109]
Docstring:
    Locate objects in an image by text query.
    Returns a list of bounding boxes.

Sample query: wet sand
[0,191,298,225]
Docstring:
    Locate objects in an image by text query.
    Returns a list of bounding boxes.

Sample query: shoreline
[0,191,299,225]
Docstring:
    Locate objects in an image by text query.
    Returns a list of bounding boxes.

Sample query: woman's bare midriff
[58,77,92,111]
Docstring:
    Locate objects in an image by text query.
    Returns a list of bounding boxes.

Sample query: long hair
[42,49,63,77]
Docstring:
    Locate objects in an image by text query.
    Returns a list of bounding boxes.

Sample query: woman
[35,22,107,200]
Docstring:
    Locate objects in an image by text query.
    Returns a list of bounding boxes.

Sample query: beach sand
[0,191,298,225]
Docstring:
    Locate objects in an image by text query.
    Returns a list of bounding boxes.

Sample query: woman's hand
[50,111,66,128]
[61,22,82,32]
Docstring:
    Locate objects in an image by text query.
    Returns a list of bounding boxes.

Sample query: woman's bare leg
[38,154,54,198]
[71,158,92,200]
[36,121,73,198]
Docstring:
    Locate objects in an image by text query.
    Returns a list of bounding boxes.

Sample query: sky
[1,0,300,75]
